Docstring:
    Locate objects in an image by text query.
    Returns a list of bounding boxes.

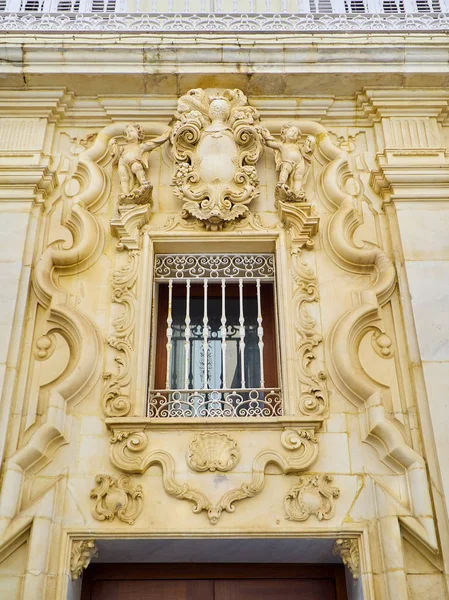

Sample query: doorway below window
[74,538,364,600]
[81,563,348,600]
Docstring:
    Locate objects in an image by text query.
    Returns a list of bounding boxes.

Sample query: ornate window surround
[105,223,326,432]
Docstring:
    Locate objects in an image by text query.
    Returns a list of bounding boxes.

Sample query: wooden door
[215,577,339,599]
[81,563,347,600]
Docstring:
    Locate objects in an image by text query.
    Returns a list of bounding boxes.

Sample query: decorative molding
[313,118,438,565]
[2,13,449,33]
[90,474,143,525]
[34,333,57,361]
[332,538,360,579]
[102,250,139,417]
[70,540,98,580]
[371,330,393,358]
[110,204,151,251]
[0,118,40,151]
[109,428,318,524]
[171,88,264,230]
[0,99,105,540]
[285,474,340,521]
[291,247,328,418]
[360,89,449,200]
[278,202,319,249]
[187,432,240,472]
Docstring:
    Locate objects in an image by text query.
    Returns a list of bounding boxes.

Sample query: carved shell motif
[187,432,240,472]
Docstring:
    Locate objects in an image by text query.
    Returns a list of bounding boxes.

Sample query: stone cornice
[358,89,449,120]
[0,165,57,201]
[105,416,324,432]
[0,88,73,120]
[2,35,449,96]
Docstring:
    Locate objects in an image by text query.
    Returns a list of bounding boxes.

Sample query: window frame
[132,233,301,420]
[147,252,282,418]
[153,277,279,392]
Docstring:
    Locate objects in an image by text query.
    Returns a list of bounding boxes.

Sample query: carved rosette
[187,432,240,472]
[70,540,98,580]
[285,474,340,521]
[102,250,139,417]
[90,474,143,525]
[332,538,360,579]
[171,88,265,231]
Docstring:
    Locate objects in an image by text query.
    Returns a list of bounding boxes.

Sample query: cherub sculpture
[109,123,170,205]
[263,123,315,202]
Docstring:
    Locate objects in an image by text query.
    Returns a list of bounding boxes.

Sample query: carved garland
[102,250,139,417]
[109,428,318,524]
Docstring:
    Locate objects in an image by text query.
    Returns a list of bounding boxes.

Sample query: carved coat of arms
[171,88,265,230]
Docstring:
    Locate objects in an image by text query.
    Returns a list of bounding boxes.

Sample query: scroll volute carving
[171,88,265,231]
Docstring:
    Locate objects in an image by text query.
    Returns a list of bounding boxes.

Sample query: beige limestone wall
[0,87,447,600]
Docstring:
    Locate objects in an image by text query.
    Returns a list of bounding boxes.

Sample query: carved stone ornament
[284,474,340,521]
[90,474,143,525]
[109,122,170,206]
[171,88,265,230]
[187,432,240,472]
[109,428,318,524]
[278,201,319,249]
[332,538,361,579]
[291,247,329,417]
[263,122,316,203]
[70,540,98,580]
[110,204,151,251]
[102,250,138,417]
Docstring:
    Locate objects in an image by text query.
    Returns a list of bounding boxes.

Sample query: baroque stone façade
[0,83,448,600]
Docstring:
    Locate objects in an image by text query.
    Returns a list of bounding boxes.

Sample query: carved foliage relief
[291,247,329,418]
[108,428,319,524]
[102,250,139,417]
[70,540,98,580]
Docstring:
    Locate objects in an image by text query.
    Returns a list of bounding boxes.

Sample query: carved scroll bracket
[110,204,151,251]
[106,426,319,524]
[278,201,319,249]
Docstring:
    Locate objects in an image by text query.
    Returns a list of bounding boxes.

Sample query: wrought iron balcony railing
[147,388,283,418]
[1,0,448,31]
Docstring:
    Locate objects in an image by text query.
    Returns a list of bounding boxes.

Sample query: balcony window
[147,254,282,418]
